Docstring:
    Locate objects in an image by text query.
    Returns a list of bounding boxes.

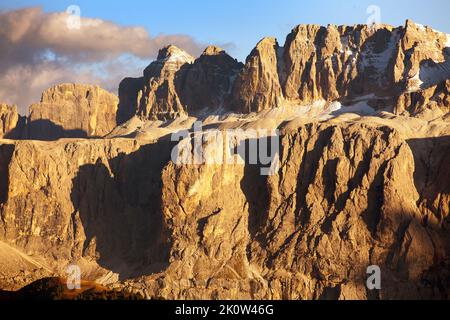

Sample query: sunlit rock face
[115,21,450,121]
[27,84,119,140]
[0,20,449,300]
[0,104,23,139]
[227,21,450,115]
[118,45,242,122]
[0,119,449,299]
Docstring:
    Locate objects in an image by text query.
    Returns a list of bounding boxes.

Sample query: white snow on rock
[419,60,450,88]
[165,50,194,64]
[341,101,375,115]
[360,30,400,86]
[415,23,427,32]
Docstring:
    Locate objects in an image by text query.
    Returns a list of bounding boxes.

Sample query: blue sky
[2,0,449,61]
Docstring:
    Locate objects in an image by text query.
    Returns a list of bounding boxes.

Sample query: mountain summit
[114,20,450,122]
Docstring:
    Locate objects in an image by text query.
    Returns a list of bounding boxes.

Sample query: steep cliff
[27,84,119,140]
[0,20,449,300]
[0,104,24,139]
[228,21,450,115]
[227,38,284,113]
[119,45,242,122]
[0,118,448,299]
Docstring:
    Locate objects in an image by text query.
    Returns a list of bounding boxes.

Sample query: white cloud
[0,7,204,114]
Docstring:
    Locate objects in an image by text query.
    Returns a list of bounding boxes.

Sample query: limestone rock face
[116,21,450,118]
[393,20,450,89]
[395,79,450,117]
[28,84,119,140]
[136,45,194,120]
[178,46,243,113]
[0,104,23,139]
[225,21,450,114]
[0,138,174,281]
[227,38,284,113]
[120,45,195,121]
[0,120,448,299]
[119,45,242,121]
[117,77,144,125]
[0,20,449,300]
[154,122,449,299]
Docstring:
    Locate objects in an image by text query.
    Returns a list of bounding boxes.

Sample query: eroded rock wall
[27,84,119,140]
[0,121,448,299]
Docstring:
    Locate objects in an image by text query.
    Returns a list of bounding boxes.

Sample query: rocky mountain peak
[202,45,226,56]
[113,21,450,121]
[27,83,119,140]
[156,45,195,64]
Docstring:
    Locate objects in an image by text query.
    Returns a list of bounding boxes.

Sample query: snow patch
[419,60,450,88]
[360,30,400,86]
[340,36,357,57]
[415,23,426,32]
[336,101,375,116]
[165,51,194,64]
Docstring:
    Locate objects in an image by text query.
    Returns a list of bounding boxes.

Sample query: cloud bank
[0,7,204,114]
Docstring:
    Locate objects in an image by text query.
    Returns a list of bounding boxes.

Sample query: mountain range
[0,20,449,300]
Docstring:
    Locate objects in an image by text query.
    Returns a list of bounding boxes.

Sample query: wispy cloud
[0,7,204,114]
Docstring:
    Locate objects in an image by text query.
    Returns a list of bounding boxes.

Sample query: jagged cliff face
[113,20,450,122]
[27,84,119,140]
[119,45,242,122]
[156,122,449,299]
[0,21,449,300]
[0,119,449,298]
[0,138,173,285]
[227,38,284,113]
[3,21,449,136]
[228,21,450,115]
[0,104,23,139]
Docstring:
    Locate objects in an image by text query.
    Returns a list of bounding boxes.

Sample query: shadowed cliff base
[70,136,177,280]
[26,119,89,141]
[407,135,450,224]
[5,119,92,141]
[0,144,14,205]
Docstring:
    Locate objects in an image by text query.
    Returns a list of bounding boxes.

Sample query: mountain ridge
[0,20,449,300]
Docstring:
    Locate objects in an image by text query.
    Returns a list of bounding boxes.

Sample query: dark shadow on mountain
[238,136,277,259]
[3,116,26,140]
[5,118,106,141]
[406,135,450,223]
[419,47,450,90]
[70,135,177,280]
[0,144,14,205]
[294,126,334,227]
[25,119,90,141]
[117,77,143,126]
